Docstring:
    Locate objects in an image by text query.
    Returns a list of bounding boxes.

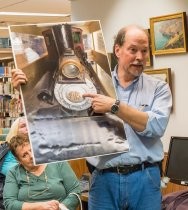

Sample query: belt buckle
[117,166,129,174]
[117,166,121,174]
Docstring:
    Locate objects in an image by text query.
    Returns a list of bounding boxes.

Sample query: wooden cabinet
[69,158,89,179]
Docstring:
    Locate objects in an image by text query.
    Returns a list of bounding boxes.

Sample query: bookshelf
[0,59,23,141]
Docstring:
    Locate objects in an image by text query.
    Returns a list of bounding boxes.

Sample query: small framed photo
[150,12,187,55]
[144,68,172,90]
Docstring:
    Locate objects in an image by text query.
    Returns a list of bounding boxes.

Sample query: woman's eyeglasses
[26,169,49,197]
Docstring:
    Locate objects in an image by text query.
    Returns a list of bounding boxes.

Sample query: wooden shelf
[0,56,13,60]
[0,48,12,53]
[0,48,13,61]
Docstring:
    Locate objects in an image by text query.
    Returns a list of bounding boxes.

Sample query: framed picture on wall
[145,29,153,67]
[150,12,187,55]
[144,68,172,90]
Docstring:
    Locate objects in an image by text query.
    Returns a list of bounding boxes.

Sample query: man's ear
[114,44,120,59]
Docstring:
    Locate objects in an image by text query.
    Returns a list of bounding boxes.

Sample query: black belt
[99,162,159,175]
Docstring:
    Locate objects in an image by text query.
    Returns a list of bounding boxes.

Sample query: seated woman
[3,133,81,210]
[0,117,26,176]
[0,117,28,210]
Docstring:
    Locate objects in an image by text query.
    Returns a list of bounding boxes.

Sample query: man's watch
[111,99,120,114]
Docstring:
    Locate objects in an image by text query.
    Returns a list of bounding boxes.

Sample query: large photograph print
[9,20,128,164]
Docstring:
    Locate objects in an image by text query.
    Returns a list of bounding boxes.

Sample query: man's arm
[83,93,148,132]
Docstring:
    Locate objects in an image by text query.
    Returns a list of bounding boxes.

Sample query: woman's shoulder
[6,164,23,179]
[46,161,73,176]
[47,161,70,169]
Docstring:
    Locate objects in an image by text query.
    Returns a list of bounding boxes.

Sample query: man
[83,25,172,210]
[12,25,172,210]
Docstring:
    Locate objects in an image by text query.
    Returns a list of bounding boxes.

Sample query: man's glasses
[26,169,49,197]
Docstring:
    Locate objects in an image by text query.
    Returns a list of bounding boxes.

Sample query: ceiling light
[0,12,70,17]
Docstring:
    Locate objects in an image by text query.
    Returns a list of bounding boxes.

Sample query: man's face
[115,28,149,78]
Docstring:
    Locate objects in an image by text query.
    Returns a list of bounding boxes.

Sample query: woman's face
[17,118,35,170]
[15,142,34,171]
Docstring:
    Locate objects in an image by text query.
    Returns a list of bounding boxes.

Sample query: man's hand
[83,93,115,113]
[11,69,28,90]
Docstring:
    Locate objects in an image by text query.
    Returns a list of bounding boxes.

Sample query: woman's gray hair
[6,116,26,143]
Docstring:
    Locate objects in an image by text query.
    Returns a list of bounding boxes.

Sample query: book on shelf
[0,66,12,77]
[0,127,11,141]
[0,77,14,95]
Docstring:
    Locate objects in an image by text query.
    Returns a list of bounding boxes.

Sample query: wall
[71,0,188,152]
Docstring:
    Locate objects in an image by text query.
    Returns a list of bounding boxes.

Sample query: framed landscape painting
[144,68,172,90]
[150,12,187,55]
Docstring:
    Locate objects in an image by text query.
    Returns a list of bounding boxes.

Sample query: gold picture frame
[144,68,172,90]
[145,29,153,67]
[150,12,187,55]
